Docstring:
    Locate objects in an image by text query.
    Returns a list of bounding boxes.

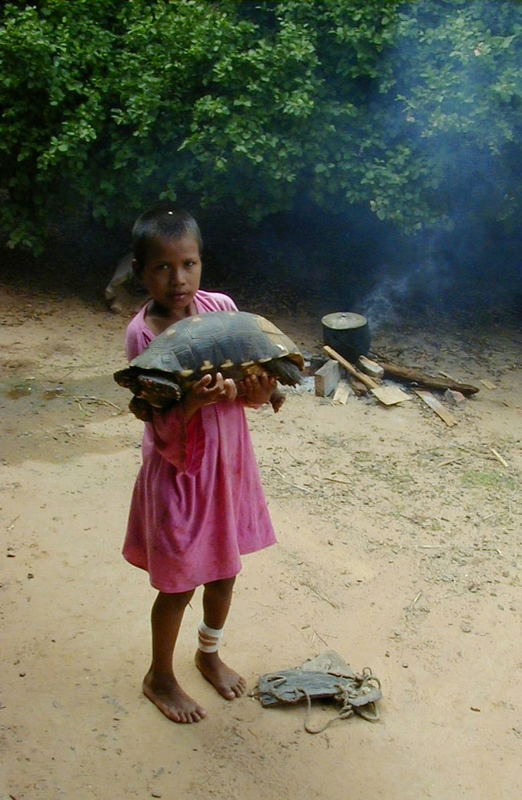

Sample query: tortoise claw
[270,389,286,413]
[128,396,154,422]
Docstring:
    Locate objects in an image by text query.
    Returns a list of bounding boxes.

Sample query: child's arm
[149,373,237,474]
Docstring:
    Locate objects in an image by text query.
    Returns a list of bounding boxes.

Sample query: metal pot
[321,311,371,363]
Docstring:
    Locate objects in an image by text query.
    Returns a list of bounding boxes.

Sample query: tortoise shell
[114,311,304,408]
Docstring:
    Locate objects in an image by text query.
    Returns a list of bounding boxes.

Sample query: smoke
[354,1,522,326]
[361,225,522,330]
[361,253,454,331]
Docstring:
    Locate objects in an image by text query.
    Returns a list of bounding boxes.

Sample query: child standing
[122,205,278,723]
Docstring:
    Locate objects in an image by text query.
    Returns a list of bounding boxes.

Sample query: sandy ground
[1,277,521,800]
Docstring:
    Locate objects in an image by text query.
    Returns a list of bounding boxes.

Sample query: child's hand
[181,372,237,420]
[238,373,277,407]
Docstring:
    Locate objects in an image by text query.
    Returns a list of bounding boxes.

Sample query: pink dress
[122,290,277,592]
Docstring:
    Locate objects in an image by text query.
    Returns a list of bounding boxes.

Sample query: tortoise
[114,310,304,416]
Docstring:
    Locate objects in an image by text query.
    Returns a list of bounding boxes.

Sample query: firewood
[375,361,479,395]
[324,346,409,405]
[414,390,457,426]
[314,359,341,397]
[349,377,368,396]
[333,379,353,404]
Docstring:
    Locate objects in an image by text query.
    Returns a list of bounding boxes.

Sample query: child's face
[137,234,202,320]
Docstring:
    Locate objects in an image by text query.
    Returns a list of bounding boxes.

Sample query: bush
[0,0,520,252]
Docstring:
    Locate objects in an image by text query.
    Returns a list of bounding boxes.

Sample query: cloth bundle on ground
[254,650,382,733]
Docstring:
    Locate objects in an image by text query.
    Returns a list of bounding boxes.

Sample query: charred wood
[374,361,479,395]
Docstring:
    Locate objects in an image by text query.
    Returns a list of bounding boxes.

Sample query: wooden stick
[439,370,457,381]
[268,465,313,494]
[408,591,423,611]
[490,447,508,468]
[73,395,123,411]
[313,630,329,647]
[312,474,351,485]
[437,457,463,468]
[324,346,377,388]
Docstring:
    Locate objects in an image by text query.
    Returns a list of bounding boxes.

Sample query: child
[122,204,278,723]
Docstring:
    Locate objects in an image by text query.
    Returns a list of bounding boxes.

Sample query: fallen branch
[374,361,479,395]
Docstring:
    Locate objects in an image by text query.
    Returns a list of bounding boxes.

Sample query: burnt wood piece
[357,355,384,380]
[375,361,479,395]
[349,377,369,396]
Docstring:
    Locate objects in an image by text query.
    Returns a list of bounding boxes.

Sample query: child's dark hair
[132,204,203,271]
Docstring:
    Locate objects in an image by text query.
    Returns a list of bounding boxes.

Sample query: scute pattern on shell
[114,311,304,403]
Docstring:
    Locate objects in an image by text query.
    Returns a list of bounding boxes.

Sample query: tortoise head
[136,373,183,407]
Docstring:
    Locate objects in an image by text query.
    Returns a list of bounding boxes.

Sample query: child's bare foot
[143,669,207,723]
[195,650,246,700]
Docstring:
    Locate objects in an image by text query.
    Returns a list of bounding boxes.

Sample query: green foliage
[389,0,522,228]
[0,0,520,251]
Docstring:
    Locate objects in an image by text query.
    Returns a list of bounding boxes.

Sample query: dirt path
[1,281,521,800]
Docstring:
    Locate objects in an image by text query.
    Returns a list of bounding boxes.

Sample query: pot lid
[321,311,368,330]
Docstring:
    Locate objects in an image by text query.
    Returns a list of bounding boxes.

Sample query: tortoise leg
[270,389,286,413]
[129,396,154,422]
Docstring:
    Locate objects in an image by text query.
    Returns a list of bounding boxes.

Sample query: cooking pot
[321,312,371,363]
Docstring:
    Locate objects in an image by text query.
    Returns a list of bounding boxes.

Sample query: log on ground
[375,361,479,395]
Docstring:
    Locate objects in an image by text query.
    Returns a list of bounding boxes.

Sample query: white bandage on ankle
[198,621,224,653]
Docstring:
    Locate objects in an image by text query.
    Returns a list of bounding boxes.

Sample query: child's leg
[195,577,247,700]
[143,589,207,724]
